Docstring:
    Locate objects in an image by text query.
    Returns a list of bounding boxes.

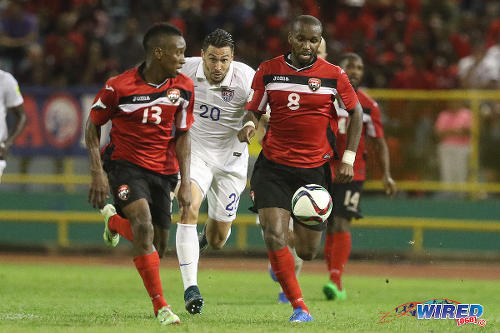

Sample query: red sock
[108,214,133,242]
[268,247,309,314]
[325,232,351,290]
[133,251,168,315]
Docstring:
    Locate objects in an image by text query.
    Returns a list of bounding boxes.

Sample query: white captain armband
[341,150,356,166]
[243,121,256,129]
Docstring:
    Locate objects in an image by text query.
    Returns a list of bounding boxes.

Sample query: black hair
[338,52,362,66]
[142,23,182,51]
[202,28,234,51]
[291,15,323,34]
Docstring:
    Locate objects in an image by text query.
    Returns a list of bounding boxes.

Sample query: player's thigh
[332,181,364,219]
[206,168,246,222]
[250,154,295,212]
[149,174,178,230]
[107,161,153,218]
[258,207,291,250]
[190,153,214,198]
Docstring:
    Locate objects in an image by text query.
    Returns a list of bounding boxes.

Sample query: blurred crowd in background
[1,0,499,89]
[0,0,499,188]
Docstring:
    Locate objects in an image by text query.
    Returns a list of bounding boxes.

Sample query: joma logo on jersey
[308,78,321,91]
[273,75,289,82]
[167,88,180,103]
[132,95,150,102]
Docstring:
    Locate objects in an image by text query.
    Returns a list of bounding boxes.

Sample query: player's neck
[142,64,170,85]
[289,53,315,69]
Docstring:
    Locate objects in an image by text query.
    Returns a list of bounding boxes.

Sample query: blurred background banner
[9,87,98,156]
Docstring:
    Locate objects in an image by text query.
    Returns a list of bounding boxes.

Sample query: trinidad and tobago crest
[167,88,180,103]
[117,185,129,201]
[221,88,235,102]
[308,78,321,92]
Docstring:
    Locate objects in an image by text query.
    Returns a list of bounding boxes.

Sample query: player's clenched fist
[237,123,255,144]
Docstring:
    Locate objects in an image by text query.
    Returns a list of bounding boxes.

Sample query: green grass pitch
[0,261,498,332]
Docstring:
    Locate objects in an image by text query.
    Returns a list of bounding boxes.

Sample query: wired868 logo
[378,299,486,327]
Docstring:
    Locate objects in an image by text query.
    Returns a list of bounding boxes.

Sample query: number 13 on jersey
[142,106,162,124]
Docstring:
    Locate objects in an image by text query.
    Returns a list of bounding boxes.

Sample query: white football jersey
[180,57,255,170]
[0,70,24,142]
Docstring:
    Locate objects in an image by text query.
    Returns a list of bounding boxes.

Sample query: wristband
[341,150,356,166]
[243,121,256,129]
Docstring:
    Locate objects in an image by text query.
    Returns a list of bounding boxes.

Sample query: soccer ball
[291,184,333,225]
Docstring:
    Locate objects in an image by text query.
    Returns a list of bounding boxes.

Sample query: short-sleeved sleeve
[336,70,358,112]
[245,64,268,114]
[175,83,195,131]
[367,100,384,138]
[3,73,24,108]
[89,81,118,126]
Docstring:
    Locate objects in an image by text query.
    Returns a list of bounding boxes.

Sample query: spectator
[458,36,499,89]
[435,101,472,189]
[0,0,38,73]
[113,18,143,71]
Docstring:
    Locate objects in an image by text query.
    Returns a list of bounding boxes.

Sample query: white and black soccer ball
[291,184,333,225]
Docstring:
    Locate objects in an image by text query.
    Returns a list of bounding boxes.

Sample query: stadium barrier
[3,88,500,194]
[1,210,499,252]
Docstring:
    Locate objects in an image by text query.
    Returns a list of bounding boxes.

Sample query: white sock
[176,223,199,291]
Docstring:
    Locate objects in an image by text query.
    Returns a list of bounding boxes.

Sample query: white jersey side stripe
[265,82,337,96]
[177,99,189,129]
[119,97,184,113]
[258,91,269,112]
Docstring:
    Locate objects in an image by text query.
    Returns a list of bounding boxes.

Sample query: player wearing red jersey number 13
[85,23,193,326]
[243,15,363,322]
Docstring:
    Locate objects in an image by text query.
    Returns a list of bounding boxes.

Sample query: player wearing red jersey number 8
[243,15,363,322]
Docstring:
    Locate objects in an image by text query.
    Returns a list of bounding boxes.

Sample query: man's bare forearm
[373,137,391,177]
[5,105,26,145]
[345,102,363,153]
[84,118,103,173]
[243,110,262,128]
[175,130,191,183]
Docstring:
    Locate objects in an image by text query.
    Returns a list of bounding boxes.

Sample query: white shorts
[191,153,247,222]
[0,160,6,183]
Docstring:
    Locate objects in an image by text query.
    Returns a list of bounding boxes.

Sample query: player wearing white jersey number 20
[0,70,26,182]
[175,28,256,315]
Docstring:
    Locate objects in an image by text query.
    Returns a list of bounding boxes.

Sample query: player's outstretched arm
[237,111,261,144]
[175,130,192,222]
[372,137,396,195]
[0,104,26,158]
[85,117,109,209]
[336,102,363,183]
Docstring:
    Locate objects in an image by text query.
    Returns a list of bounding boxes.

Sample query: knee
[263,229,287,250]
[295,247,317,261]
[186,204,200,223]
[329,216,351,233]
[134,221,153,238]
[209,239,224,250]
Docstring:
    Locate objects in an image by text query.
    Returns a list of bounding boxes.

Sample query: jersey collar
[137,62,169,89]
[283,52,317,72]
[195,59,234,88]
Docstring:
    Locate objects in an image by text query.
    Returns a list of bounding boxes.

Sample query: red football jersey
[246,54,358,168]
[90,64,195,175]
[330,89,384,181]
